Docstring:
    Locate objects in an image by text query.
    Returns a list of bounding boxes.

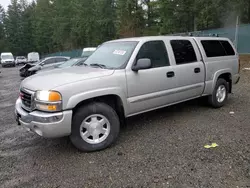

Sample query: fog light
[36,103,58,111]
[33,114,63,123]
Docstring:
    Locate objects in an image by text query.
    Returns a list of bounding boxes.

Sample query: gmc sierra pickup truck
[15,36,240,152]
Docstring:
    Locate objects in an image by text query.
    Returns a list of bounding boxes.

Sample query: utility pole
[234,16,239,50]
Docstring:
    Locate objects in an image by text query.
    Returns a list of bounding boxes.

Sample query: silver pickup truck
[15,36,240,152]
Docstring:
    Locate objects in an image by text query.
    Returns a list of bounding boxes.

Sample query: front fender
[65,87,128,116]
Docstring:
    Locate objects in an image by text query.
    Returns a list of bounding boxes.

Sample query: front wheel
[208,78,229,108]
[70,102,120,152]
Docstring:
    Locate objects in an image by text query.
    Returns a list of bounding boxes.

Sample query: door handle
[166,71,175,78]
[194,68,200,73]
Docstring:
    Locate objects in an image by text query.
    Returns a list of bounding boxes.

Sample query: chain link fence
[43,49,82,58]
[175,24,250,54]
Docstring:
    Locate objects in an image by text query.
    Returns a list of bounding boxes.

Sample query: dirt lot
[0,64,249,188]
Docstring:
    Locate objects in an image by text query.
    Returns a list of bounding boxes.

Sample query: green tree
[1,0,250,55]
[19,0,36,54]
[70,0,98,47]
[116,0,145,37]
[33,0,55,54]
[4,0,23,55]
[0,5,7,52]
[94,0,116,42]
[141,0,161,35]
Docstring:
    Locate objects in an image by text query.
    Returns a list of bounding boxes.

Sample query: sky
[1,0,11,10]
[1,0,32,10]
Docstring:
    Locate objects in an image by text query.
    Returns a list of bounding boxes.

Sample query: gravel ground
[0,64,249,188]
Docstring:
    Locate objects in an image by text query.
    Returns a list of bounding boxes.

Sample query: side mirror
[132,58,152,71]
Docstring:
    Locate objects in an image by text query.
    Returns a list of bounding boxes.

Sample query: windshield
[2,55,13,59]
[81,51,95,58]
[84,41,138,69]
[58,58,81,68]
[17,56,25,59]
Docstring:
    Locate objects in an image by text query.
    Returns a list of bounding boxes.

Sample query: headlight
[35,91,62,112]
[36,90,62,101]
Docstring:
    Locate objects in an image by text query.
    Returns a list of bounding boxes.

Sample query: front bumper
[15,98,72,138]
[2,62,15,66]
[16,61,26,65]
[233,74,240,84]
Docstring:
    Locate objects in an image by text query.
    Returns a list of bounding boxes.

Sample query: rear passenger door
[170,39,205,101]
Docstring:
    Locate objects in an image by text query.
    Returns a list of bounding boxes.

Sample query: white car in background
[15,56,27,65]
[81,47,96,58]
[27,52,40,63]
[1,52,15,67]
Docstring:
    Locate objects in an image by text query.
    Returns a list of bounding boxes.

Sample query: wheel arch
[72,94,126,125]
[212,69,232,93]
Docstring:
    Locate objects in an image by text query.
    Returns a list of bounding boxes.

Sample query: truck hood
[37,65,59,73]
[21,66,114,91]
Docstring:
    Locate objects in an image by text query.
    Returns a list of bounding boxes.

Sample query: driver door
[126,40,177,115]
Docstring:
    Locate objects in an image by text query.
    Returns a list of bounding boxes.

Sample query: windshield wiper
[90,63,107,69]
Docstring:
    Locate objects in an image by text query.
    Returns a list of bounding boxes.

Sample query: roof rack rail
[167,32,220,37]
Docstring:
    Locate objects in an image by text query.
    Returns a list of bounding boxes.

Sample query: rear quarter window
[201,40,235,57]
[220,41,235,56]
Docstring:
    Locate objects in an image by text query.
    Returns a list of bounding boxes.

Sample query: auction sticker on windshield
[113,50,126,55]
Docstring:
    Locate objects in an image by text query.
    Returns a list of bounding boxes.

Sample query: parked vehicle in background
[15,36,240,152]
[37,57,88,73]
[81,47,96,58]
[15,56,27,65]
[27,52,40,63]
[1,52,15,67]
[19,56,70,77]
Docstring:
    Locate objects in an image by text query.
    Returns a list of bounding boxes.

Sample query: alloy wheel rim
[80,114,110,144]
[216,85,226,103]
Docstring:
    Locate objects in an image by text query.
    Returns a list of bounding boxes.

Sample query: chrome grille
[20,89,33,111]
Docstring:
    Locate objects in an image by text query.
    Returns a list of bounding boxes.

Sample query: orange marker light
[49,91,61,101]
[47,105,57,111]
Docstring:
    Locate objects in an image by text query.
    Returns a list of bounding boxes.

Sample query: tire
[208,78,229,108]
[70,102,120,152]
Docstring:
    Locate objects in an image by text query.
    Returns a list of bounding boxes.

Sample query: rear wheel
[70,102,120,152]
[208,78,229,108]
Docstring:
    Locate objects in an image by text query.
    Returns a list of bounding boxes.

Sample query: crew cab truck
[15,36,240,152]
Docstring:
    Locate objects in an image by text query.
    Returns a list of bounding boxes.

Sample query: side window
[43,58,56,64]
[201,40,227,57]
[56,57,67,62]
[136,40,169,68]
[220,40,235,56]
[170,40,197,65]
